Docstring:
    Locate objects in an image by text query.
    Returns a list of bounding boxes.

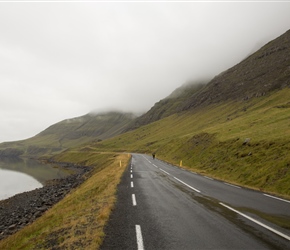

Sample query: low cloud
[0,2,290,142]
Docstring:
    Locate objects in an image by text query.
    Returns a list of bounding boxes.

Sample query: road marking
[131,181,134,188]
[159,168,170,175]
[131,169,133,173]
[131,174,133,178]
[174,177,201,193]
[136,225,145,250]
[263,194,290,204]
[224,182,241,189]
[132,194,137,206]
[153,164,158,168]
[204,176,213,180]
[220,202,290,241]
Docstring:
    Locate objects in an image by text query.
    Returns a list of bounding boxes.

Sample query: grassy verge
[0,152,130,250]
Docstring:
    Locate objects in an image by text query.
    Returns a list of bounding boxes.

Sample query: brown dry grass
[0,152,130,250]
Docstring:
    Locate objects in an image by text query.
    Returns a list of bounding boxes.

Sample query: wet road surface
[101,154,290,250]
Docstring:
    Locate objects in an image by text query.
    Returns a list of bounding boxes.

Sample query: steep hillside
[0,112,136,157]
[126,81,207,130]
[181,29,290,110]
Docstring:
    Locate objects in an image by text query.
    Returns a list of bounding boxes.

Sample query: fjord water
[0,157,69,200]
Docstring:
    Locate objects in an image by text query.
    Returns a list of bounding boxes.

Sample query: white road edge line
[132,194,137,206]
[173,177,201,193]
[159,168,170,175]
[131,181,134,188]
[220,202,290,241]
[136,225,145,250]
[204,176,213,180]
[224,182,241,189]
[263,194,290,204]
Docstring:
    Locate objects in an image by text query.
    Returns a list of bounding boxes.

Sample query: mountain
[181,29,290,111]
[125,81,207,131]
[38,111,136,145]
[0,112,136,157]
[126,29,290,130]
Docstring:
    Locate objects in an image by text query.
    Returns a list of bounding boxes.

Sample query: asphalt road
[101,153,290,250]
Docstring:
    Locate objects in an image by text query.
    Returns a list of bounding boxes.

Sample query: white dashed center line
[132,194,137,206]
[131,181,134,188]
[135,225,145,250]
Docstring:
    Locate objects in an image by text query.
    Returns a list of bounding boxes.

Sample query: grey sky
[1,1,290,143]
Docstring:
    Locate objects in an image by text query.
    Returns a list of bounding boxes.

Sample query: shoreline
[0,162,91,241]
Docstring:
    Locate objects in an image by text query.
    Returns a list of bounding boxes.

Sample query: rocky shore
[0,162,91,241]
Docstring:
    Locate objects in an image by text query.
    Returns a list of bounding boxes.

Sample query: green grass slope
[88,88,290,197]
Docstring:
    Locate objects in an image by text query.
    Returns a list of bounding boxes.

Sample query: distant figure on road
[152,152,156,159]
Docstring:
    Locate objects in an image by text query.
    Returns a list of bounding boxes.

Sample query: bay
[0,157,69,200]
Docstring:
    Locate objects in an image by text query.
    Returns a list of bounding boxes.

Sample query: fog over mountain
[1,2,290,142]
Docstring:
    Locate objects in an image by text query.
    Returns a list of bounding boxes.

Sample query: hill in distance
[0,111,137,157]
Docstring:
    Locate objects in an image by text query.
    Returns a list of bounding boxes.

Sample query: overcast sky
[0,1,290,143]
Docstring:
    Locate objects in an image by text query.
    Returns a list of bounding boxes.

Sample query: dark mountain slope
[181,29,290,110]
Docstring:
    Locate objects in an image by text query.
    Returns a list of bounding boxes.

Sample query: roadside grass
[91,88,290,198]
[0,152,130,250]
